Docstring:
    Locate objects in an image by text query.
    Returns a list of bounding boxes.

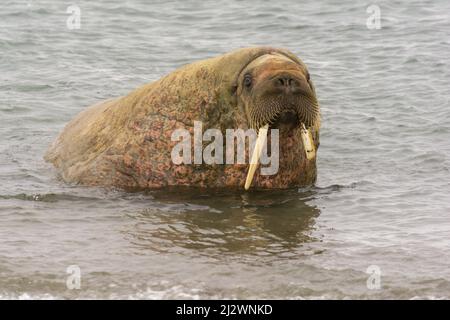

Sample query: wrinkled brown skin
[45,47,320,189]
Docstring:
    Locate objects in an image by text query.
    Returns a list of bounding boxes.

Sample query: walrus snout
[271,72,311,96]
[273,73,300,94]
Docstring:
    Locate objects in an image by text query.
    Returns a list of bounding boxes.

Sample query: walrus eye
[306,72,311,82]
[243,74,252,88]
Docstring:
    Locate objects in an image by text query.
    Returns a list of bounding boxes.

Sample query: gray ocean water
[1,0,450,299]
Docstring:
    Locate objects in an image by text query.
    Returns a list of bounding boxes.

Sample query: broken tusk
[301,123,316,160]
[245,124,269,190]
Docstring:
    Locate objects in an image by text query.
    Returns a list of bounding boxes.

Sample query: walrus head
[236,52,319,132]
[232,51,320,189]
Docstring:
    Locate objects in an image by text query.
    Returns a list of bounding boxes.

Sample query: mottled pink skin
[45,47,320,190]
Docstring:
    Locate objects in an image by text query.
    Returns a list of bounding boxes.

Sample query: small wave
[0,193,106,203]
[306,180,373,194]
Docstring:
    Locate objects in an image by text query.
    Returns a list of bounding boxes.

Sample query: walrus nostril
[277,78,286,86]
[275,76,296,90]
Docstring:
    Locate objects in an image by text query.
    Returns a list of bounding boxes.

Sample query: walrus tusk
[301,123,316,160]
[245,124,269,190]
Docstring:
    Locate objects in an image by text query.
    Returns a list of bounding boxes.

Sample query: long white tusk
[301,123,316,160]
[244,124,269,190]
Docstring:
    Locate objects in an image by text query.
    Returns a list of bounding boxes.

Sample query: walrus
[45,47,320,190]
